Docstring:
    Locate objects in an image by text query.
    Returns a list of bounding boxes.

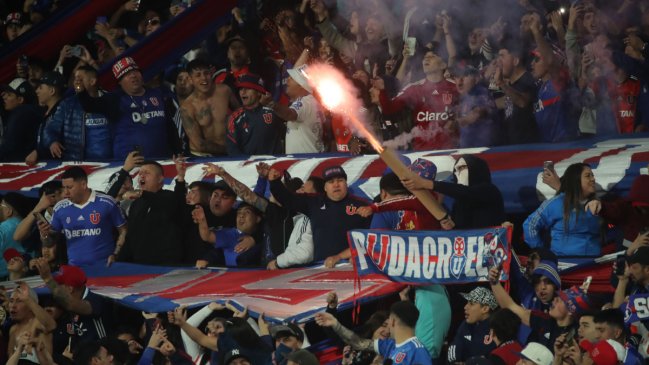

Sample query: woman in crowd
[524,163,602,256]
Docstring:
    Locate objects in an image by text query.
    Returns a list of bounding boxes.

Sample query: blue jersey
[534,78,577,142]
[113,88,169,159]
[375,337,432,365]
[215,228,244,266]
[51,191,126,266]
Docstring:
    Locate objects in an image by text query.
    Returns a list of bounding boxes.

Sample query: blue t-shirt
[0,217,25,277]
[51,191,126,266]
[215,228,244,266]
[375,337,432,365]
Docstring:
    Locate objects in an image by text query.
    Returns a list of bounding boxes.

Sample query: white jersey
[286,94,325,154]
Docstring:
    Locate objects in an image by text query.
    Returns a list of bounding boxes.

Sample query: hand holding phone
[33,211,46,224]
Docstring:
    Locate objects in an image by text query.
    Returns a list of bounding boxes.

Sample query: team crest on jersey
[442,92,453,105]
[394,352,406,363]
[346,205,358,215]
[66,217,71,224]
[150,97,159,106]
[450,237,467,279]
[263,113,273,124]
[89,212,101,224]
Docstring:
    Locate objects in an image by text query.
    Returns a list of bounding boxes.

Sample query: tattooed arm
[205,163,269,212]
[180,106,226,154]
[34,258,93,316]
[314,312,374,352]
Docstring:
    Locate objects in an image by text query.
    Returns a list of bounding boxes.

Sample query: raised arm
[172,306,218,351]
[268,169,310,214]
[192,205,216,244]
[35,258,93,316]
[488,267,531,325]
[203,163,269,212]
[314,312,374,352]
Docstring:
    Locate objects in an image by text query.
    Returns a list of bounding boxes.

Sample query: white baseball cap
[518,342,554,365]
[286,65,312,93]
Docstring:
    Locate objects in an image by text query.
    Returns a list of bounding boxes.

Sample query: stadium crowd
[1,0,649,364]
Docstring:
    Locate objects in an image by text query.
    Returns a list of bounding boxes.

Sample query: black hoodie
[433,155,505,229]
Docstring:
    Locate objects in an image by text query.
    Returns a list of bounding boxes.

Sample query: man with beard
[180,59,239,156]
[45,66,112,161]
[76,57,181,159]
[227,74,283,155]
[371,50,459,150]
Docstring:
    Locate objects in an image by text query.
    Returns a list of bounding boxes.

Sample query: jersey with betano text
[50,191,126,266]
[379,78,458,150]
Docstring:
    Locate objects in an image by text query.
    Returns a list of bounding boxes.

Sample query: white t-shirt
[286,94,325,154]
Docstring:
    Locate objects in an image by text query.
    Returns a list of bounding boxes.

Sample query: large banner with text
[348,227,512,284]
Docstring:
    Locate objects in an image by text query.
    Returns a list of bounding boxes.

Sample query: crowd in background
[2,0,649,364]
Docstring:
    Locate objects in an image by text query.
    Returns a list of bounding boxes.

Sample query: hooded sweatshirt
[433,155,505,229]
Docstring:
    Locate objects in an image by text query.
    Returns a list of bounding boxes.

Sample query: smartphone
[33,211,46,223]
[96,16,108,24]
[615,254,626,276]
[133,145,142,156]
[564,327,576,345]
[70,45,83,58]
[543,161,554,170]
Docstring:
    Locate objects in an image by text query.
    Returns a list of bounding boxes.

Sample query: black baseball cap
[35,71,66,92]
[322,166,347,182]
[223,348,251,365]
[1,78,34,98]
[214,180,236,197]
[270,322,304,343]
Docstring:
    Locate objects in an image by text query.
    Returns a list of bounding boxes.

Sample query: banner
[624,293,649,325]
[348,227,512,285]
[2,135,648,215]
[5,262,403,323]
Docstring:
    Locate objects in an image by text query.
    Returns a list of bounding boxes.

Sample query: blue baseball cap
[409,158,437,180]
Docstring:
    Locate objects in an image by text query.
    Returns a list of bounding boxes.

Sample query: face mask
[455,158,469,186]
[274,342,293,365]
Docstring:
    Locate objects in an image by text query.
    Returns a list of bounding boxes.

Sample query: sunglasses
[146,18,160,26]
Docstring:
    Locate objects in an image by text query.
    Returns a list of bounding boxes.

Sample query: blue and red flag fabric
[348,227,512,285]
[1,135,647,216]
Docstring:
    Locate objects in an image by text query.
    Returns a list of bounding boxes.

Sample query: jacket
[270,179,371,261]
[523,193,601,256]
[119,189,185,265]
[45,94,112,160]
[0,104,43,162]
[434,155,505,229]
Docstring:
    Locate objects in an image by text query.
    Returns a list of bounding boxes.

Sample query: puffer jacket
[46,93,112,160]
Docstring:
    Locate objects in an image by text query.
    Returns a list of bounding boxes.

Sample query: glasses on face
[146,18,160,26]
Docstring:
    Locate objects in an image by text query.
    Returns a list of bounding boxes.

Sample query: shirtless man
[7,282,56,361]
[180,59,239,156]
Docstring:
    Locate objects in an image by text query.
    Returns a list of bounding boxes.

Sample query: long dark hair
[558,163,592,229]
